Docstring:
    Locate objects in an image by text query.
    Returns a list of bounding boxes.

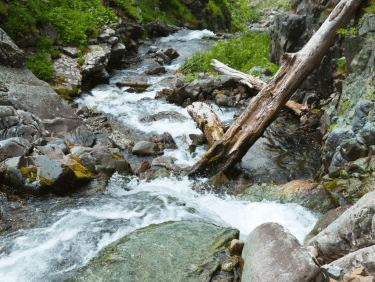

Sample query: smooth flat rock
[66,221,239,282]
[242,222,320,282]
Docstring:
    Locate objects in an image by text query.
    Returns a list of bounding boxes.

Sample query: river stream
[0,29,320,282]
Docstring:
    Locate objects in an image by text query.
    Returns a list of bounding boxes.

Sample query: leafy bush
[1,0,119,46]
[341,101,350,110]
[181,31,279,75]
[365,0,375,14]
[26,51,54,81]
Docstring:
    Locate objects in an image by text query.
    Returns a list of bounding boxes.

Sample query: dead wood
[187,0,364,178]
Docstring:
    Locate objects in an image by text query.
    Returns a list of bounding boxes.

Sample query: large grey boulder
[242,223,320,282]
[66,221,239,282]
[0,137,32,162]
[132,141,163,156]
[308,191,375,263]
[0,28,27,67]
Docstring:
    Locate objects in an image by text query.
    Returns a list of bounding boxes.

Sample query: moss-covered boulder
[65,221,239,282]
[320,157,375,206]
[236,180,338,214]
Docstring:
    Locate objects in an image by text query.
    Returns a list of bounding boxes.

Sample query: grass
[181,31,279,75]
[247,0,290,9]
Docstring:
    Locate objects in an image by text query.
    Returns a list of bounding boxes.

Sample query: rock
[132,141,163,156]
[37,23,58,43]
[242,223,320,282]
[148,132,177,150]
[162,48,179,59]
[329,246,375,278]
[321,265,343,279]
[81,44,112,75]
[3,154,91,196]
[0,28,27,67]
[136,160,152,176]
[229,239,244,256]
[307,191,375,263]
[215,94,230,106]
[352,101,373,133]
[359,14,375,36]
[236,180,337,214]
[185,80,202,101]
[62,47,80,58]
[144,20,178,37]
[199,78,215,96]
[340,138,369,162]
[343,267,375,282]
[214,75,234,88]
[304,206,351,244]
[140,111,187,123]
[156,50,170,64]
[0,138,32,162]
[124,75,148,84]
[152,156,176,167]
[97,27,115,41]
[189,134,207,146]
[109,131,134,150]
[145,63,166,75]
[67,221,239,281]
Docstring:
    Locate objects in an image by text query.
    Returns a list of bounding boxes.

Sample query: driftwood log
[116,82,152,89]
[187,0,364,178]
[186,102,225,146]
[211,59,309,116]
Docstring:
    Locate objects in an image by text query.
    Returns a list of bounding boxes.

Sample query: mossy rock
[65,221,239,282]
[53,84,80,101]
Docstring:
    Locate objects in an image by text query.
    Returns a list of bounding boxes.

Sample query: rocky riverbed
[1,1,375,281]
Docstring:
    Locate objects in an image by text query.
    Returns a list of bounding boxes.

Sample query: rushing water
[0,29,319,282]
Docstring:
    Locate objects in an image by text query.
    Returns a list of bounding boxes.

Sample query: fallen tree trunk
[186,102,225,146]
[187,0,364,178]
[212,59,309,115]
[116,82,152,89]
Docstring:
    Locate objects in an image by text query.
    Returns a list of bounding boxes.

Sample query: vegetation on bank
[181,31,279,75]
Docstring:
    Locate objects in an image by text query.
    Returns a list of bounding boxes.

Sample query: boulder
[66,221,239,281]
[236,180,337,214]
[0,28,27,67]
[3,154,91,196]
[215,94,230,106]
[242,223,320,282]
[185,80,202,101]
[152,156,176,167]
[148,132,177,150]
[109,131,134,150]
[0,138,32,162]
[162,48,179,59]
[140,111,187,123]
[144,20,179,37]
[214,75,234,88]
[307,191,375,263]
[132,141,163,156]
[145,61,166,75]
[81,44,112,75]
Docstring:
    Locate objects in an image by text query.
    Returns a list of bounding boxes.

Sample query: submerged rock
[66,221,239,281]
[242,223,320,282]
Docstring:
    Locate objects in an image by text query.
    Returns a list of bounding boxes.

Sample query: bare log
[212,59,309,115]
[188,0,364,178]
[116,82,152,89]
[186,102,225,146]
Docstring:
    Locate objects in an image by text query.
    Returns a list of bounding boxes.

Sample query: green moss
[53,84,80,101]
[323,180,341,206]
[96,158,102,165]
[111,153,122,160]
[68,161,92,182]
[20,166,54,186]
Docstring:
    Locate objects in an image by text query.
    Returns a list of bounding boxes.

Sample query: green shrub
[337,58,345,72]
[365,0,375,13]
[26,51,54,81]
[181,31,279,75]
[341,101,350,110]
[329,123,337,132]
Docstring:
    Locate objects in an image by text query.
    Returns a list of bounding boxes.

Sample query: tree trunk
[187,0,363,178]
[211,59,310,115]
[186,102,225,146]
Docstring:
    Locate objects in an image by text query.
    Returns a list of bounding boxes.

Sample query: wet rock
[152,156,176,167]
[145,60,166,75]
[148,132,178,150]
[189,134,207,146]
[321,265,342,279]
[140,111,187,123]
[75,104,89,116]
[162,48,179,59]
[307,191,375,263]
[136,160,152,176]
[0,138,33,162]
[242,223,320,282]
[124,74,148,84]
[229,239,244,256]
[67,221,239,281]
[236,180,337,214]
[304,206,351,244]
[132,141,163,156]
[156,50,170,64]
[0,28,27,67]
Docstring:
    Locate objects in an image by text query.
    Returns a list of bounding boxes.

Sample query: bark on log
[212,59,310,115]
[188,0,364,178]
[116,82,152,88]
[186,102,225,147]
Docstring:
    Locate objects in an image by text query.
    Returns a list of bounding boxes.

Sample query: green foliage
[181,31,279,75]
[1,0,120,46]
[183,73,200,83]
[37,35,59,57]
[359,18,364,26]
[336,28,349,36]
[228,0,259,31]
[247,0,290,9]
[134,0,196,26]
[77,53,85,67]
[329,123,337,132]
[26,51,54,81]
[350,27,358,35]
[365,0,375,14]
[341,101,350,110]
[337,58,346,72]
